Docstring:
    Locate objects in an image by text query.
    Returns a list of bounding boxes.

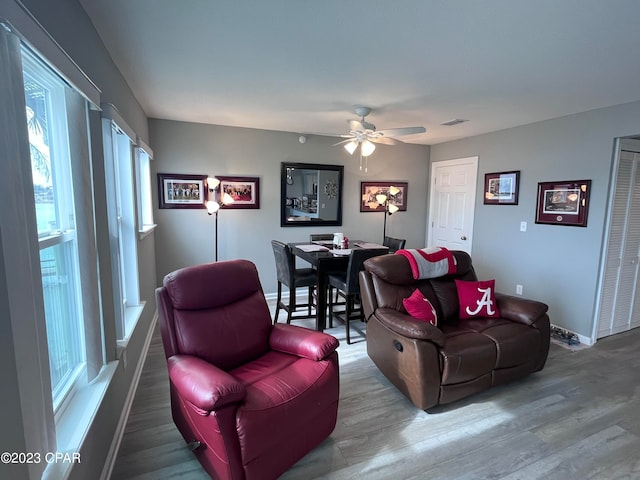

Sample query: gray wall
[150,119,430,293]
[431,101,640,340]
[3,1,156,479]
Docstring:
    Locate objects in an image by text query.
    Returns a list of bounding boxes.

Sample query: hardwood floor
[110,305,640,480]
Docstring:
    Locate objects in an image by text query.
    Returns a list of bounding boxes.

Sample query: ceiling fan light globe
[361,139,376,156]
[344,141,358,155]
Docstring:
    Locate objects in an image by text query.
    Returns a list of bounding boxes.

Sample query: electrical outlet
[516,284,523,295]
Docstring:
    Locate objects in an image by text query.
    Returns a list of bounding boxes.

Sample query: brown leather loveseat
[359,251,550,410]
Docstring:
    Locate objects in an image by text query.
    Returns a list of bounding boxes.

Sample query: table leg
[315,262,328,331]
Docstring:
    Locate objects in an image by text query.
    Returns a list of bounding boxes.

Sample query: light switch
[520,221,527,232]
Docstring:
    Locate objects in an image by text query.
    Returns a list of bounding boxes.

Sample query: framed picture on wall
[360,181,408,212]
[216,176,260,209]
[535,179,591,226]
[157,173,207,209]
[483,171,520,205]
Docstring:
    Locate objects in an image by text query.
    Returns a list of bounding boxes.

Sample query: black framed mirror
[281,162,344,227]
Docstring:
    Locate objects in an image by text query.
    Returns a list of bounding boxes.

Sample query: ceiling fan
[333,107,426,160]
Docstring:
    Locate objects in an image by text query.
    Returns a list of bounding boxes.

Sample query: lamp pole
[214,210,219,262]
[207,177,235,263]
[379,187,400,243]
[382,201,389,242]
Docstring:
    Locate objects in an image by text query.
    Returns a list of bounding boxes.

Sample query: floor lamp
[206,177,235,261]
[375,186,400,242]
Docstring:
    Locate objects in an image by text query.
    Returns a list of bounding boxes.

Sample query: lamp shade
[375,194,388,204]
[388,203,400,214]
[344,141,358,155]
[389,185,400,196]
[222,192,235,205]
[206,200,220,215]
[207,177,220,190]
[360,139,376,157]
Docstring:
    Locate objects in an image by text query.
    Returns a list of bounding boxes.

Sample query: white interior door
[426,156,478,254]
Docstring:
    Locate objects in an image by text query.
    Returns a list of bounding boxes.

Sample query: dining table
[289,240,389,332]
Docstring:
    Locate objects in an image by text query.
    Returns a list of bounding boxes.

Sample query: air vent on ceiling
[440,119,468,126]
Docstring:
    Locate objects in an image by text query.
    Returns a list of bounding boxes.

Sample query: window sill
[117,303,145,353]
[43,361,118,480]
[138,224,157,240]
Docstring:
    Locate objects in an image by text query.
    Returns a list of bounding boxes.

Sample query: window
[102,107,142,340]
[136,140,156,235]
[2,12,103,477]
[24,51,86,411]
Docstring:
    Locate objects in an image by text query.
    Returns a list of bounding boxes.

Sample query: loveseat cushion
[472,321,541,368]
[440,318,543,384]
[439,328,497,384]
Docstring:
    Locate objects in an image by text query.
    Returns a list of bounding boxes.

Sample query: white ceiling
[78,0,640,145]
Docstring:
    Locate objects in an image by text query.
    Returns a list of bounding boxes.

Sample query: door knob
[461,236,467,241]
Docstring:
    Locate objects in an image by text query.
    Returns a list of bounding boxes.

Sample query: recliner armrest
[496,293,549,326]
[270,323,339,361]
[375,308,445,346]
[167,355,246,412]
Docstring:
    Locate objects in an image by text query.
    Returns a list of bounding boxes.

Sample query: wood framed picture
[157,173,207,209]
[484,171,520,205]
[535,179,591,227]
[217,176,260,209]
[360,181,408,212]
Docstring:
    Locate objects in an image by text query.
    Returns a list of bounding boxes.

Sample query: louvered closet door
[597,146,640,338]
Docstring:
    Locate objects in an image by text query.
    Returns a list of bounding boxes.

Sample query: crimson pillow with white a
[403,288,438,325]
[455,279,500,319]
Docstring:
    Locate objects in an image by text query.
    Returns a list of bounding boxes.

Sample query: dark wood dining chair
[327,248,388,344]
[383,236,406,253]
[271,240,318,324]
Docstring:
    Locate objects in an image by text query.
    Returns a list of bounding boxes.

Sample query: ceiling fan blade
[377,126,426,137]
[371,136,402,145]
[332,138,355,146]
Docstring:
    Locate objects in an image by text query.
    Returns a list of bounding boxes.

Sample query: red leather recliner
[156,259,340,479]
